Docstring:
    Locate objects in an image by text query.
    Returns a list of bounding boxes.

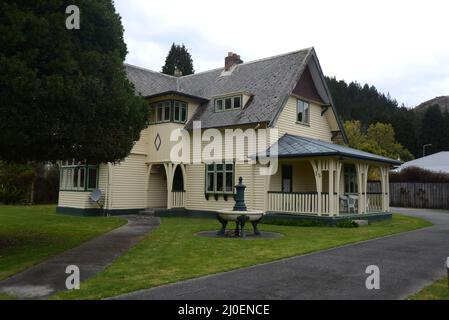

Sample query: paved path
[0,215,158,299]
[114,208,449,300]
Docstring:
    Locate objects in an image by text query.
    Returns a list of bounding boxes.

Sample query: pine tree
[161,43,194,76]
[420,104,446,155]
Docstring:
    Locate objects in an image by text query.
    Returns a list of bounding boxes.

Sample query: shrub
[263,219,327,227]
[336,220,359,228]
[390,166,449,183]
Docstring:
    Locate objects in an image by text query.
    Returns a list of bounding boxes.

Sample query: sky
[114,0,449,107]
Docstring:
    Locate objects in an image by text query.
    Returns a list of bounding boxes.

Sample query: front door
[282,165,292,193]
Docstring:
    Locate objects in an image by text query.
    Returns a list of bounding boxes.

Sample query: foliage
[390,166,449,183]
[262,219,327,227]
[335,220,359,228]
[161,43,194,76]
[344,120,413,161]
[0,1,148,163]
[420,105,449,155]
[326,77,449,158]
[0,162,35,204]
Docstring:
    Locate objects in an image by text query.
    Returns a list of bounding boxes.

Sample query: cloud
[115,0,449,106]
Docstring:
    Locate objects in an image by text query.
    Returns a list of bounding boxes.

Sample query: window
[297,99,310,124]
[173,101,187,123]
[205,163,234,194]
[60,162,99,191]
[214,95,242,112]
[344,165,358,194]
[281,165,292,193]
[149,100,187,124]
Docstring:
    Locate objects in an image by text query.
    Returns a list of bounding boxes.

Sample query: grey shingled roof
[263,134,401,165]
[124,48,312,129]
[125,64,177,96]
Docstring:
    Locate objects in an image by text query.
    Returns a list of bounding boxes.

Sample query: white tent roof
[397,151,449,173]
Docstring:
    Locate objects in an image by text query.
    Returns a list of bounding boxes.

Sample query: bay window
[60,161,99,191]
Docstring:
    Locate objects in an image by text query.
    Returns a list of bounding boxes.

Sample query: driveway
[114,208,449,300]
[0,215,158,299]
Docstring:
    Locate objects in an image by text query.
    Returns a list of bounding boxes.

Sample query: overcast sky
[114,0,449,107]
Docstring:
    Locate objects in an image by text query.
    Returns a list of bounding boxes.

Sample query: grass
[409,277,449,300]
[0,205,126,282]
[53,213,431,300]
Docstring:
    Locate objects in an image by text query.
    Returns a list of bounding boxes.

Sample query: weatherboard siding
[276,96,333,141]
[184,163,262,212]
[109,154,147,209]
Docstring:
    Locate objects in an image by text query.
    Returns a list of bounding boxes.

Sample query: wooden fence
[389,182,449,209]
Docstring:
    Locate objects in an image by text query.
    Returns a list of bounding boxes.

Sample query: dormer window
[215,95,242,112]
[149,100,187,124]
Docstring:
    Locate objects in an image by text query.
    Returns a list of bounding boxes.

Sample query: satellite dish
[90,189,102,202]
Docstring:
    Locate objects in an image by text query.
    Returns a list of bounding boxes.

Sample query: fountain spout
[233,176,247,211]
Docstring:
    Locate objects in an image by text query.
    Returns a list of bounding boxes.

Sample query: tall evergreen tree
[0,1,148,163]
[420,104,447,155]
[161,43,194,76]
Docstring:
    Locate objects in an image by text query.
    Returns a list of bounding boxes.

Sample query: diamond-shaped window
[154,133,162,151]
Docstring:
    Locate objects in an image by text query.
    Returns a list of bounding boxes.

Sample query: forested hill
[325,77,449,158]
[414,96,449,113]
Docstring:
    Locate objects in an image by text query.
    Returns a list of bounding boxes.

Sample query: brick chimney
[225,52,243,71]
[174,66,182,77]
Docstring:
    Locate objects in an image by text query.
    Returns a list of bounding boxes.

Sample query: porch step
[139,207,167,216]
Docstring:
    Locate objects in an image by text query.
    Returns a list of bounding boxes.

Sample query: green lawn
[53,213,431,300]
[409,277,449,300]
[0,205,126,282]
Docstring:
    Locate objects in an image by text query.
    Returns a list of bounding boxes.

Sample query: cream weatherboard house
[57,48,400,222]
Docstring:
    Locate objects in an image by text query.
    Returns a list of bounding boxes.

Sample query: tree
[420,104,447,155]
[326,76,420,157]
[161,43,194,76]
[0,1,148,163]
[344,120,413,161]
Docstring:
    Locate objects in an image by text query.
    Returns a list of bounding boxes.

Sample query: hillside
[414,96,449,113]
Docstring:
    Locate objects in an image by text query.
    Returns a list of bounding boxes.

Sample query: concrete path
[0,215,158,299]
[114,208,449,300]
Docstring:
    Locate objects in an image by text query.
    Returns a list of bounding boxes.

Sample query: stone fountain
[216,177,265,237]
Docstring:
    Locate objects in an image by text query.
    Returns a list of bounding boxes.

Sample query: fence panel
[389,182,449,209]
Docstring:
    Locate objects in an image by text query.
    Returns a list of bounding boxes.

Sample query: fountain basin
[217,209,265,222]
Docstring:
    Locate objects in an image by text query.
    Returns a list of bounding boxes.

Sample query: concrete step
[139,208,165,216]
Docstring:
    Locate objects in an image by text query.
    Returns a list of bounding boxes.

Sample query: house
[396,151,449,174]
[57,47,400,222]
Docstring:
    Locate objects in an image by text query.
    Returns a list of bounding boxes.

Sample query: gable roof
[124,47,346,140]
[262,134,401,165]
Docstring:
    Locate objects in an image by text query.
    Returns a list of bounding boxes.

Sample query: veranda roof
[262,134,401,165]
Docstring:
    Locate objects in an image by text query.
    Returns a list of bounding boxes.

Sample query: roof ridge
[126,47,313,80]
[233,47,313,68]
[124,63,178,79]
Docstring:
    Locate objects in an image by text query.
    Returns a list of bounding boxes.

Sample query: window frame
[149,100,188,124]
[59,163,99,192]
[296,99,310,125]
[214,95,243,112]
[205,162,235,195]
